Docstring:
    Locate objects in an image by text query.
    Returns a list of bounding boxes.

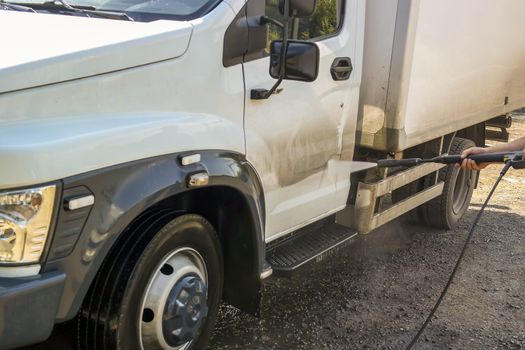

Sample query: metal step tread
[266,220,357,276]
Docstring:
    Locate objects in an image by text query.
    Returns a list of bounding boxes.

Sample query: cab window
[265,0,342,46]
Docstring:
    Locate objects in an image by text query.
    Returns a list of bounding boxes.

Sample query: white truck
[0,0,524,348]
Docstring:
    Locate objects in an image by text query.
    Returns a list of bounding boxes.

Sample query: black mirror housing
[249,0,319,100]
[279,0,317,18]
[270,40,319,82]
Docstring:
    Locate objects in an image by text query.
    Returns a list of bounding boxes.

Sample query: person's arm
[460,136,525,170]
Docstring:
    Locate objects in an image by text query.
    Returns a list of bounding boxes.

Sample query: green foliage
[265,0,339,46]
[266,0,284,43]
[298,0,339,40]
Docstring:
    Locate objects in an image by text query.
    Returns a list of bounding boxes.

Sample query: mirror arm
[259,16,283,29]
[266,77,284,95]
[250,0,291,100]
[279,0,291,77]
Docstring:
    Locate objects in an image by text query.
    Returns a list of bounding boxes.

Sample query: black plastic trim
[330,56,353,81]
[266,216,357,277]
[223,0,269,67]
[47,186,94,261]
[223,2,249,67]
[0,271,66,350]
[41,151,265,321]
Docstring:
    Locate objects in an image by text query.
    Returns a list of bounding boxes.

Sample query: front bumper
[0,271,65,350]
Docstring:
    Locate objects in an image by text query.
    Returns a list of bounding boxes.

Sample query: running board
[266,218,358,277]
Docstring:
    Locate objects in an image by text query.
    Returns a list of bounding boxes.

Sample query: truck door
[244,0,363,240]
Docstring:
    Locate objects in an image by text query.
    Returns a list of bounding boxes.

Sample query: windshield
[8,0,221,20]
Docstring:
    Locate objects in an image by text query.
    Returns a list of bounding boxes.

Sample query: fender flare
[42,150,265,320]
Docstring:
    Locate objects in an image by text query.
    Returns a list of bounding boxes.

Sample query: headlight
[0,185,56,264]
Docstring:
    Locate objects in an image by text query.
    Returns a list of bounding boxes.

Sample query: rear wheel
[421,137,478,229]
[79,213,223,350]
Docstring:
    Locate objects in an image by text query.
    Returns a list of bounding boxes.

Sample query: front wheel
[421,137,478,229]
[79,214,223,350]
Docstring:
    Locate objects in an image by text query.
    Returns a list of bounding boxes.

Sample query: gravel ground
[22,118,524,350]
[210,118,525,350]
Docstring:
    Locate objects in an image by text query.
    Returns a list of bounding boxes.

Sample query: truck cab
[0,0,370,348]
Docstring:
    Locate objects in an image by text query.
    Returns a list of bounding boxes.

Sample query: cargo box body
[357,0,525,152]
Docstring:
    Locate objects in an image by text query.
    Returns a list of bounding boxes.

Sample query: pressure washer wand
[401,152,524,349]
[377,151,524,168]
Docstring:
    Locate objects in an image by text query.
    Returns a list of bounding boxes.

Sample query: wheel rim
[139,247,208,350]
[452,168,472,215]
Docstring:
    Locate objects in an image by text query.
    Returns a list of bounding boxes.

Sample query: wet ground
[23,118,524,349]
[209,117,525,350]
[211,209,524,349]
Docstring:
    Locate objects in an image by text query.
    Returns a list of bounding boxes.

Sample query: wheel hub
[163,275,208,347]
[139,248,208,350]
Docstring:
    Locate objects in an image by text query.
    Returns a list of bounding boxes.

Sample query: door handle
[330,57,353,81]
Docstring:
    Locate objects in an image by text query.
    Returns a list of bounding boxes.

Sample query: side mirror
[269,40,319,82]
[250,0,318,100]
[279,0,317,18]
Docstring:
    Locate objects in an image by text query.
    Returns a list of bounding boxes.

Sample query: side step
[266,217,358,277]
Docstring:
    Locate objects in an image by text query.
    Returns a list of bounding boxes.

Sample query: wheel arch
[43,151,265,321]
[150,185,265,315]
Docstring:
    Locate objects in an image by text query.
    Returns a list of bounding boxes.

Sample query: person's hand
[460,147,489,170]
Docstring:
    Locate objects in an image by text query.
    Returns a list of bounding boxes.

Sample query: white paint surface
[245,0,365,238]
[359,0,525,151]
[0,11,192,93]
[0,0,372,241]
[0,3,245,188]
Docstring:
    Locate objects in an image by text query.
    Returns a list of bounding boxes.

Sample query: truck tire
[422,137,478,229]
[78,213,223,350]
